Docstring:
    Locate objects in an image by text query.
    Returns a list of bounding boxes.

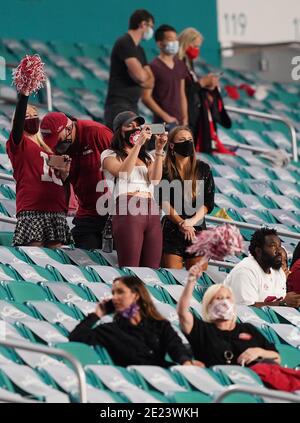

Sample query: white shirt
[223,255,286,305]
[100,149,154,199]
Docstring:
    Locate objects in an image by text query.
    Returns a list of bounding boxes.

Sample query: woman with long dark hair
[101,111,167,267]
[70,276,196,367]
[160,126,215,270]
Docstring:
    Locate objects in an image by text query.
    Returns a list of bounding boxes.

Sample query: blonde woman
[177,264,280,367]
[7,90,72,247]
[178,27,233,154]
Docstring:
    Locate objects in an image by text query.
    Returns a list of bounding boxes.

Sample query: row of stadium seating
[0,38,299,403]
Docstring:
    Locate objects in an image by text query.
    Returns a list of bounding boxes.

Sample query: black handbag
[102,178,116,253]
[102,215,113,253]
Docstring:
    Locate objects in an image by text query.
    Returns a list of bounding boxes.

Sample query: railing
[226,106,298,162]
[213,384,300,403]
[206,215,300,240]
[0,339,87,403]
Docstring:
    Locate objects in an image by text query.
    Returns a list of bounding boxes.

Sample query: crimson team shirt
[68,120,113,217]
[6,134,67,214]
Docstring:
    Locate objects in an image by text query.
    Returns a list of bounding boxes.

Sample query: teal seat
[0,232,13,247]
[5,282,52,302]
[55,342,103,366]
[276,344,300,368]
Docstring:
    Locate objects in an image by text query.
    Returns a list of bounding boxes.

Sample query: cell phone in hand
[47,155,69,168]
[101,299,115,314]
[143,123,166,135]
[264,296,277,302]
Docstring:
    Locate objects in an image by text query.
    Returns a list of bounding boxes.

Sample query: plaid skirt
[13,211,73,246]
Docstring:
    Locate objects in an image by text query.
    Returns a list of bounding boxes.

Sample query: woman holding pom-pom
[7,55,73,247]
[160,126,215,270]
[177,262,280,367]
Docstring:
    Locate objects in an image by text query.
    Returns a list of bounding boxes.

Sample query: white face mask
[143,26,154,41]
[208,299,234,321]
[163,40,179,55]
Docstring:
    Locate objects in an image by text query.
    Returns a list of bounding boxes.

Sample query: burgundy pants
[112,195,162,268]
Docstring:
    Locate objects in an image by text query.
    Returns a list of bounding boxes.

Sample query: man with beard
[224,228,300,308]
[40,112,112,250]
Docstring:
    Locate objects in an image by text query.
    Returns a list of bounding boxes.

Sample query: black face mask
[123,128,141,146]
[55,139,72,154]
[24,117,40,135]
[173,140,194,157]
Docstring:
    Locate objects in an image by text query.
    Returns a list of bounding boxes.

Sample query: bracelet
[279,300,288,307]
[155,151,165,157]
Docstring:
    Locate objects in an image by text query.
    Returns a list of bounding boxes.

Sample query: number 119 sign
[217,0,300,45]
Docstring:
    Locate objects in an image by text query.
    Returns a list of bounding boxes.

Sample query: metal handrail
[0,394,39,403]
[209,260,235,269]
[213,384,300,403]
[0,339,87,403]
[45,78,53,112]
[0,215,17,225]
[226,106,298,162]
[206,215,300,240]
[0,172,14,182]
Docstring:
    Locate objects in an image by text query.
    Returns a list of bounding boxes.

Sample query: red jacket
[287,259,300,294]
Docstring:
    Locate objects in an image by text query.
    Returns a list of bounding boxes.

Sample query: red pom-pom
[186,224,244,261]
[12,54,46,95]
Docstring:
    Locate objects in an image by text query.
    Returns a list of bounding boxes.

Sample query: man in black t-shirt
[104,9,155,129]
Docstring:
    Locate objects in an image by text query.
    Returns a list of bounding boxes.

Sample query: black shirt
[105,33,147,106]
[186,317,278,367]
[69,313,192,367]
[159,160,215,225]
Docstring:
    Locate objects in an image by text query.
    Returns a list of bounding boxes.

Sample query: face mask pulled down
[124,128,141,146]
[208,299,234,321]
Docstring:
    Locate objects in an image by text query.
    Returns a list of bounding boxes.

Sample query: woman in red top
[287,243,300,293]
[7,88,72,248]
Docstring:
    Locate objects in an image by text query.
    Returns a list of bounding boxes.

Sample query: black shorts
[162,217,203,259]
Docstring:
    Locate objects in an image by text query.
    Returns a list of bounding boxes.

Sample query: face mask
[143,26,154,41]
[163,40,179,55]
[55,139,72,154]
[208,299,234,321]
[24,117,40,135]
[173,140,194,157]
[121,303,140,319]
[186,46,199,60]
[124,128,141,146]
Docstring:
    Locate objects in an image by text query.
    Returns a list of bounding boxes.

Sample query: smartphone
[143,123,166,135]
[264,296,277,303]
[47,155,69,168]
[101,299,115,314]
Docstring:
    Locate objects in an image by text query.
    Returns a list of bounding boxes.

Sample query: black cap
[112,111,145,132]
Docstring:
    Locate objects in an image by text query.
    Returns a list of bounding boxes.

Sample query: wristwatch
[279,300,287,306]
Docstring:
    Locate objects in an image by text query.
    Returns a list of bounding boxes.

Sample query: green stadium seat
[4,281,52,302]
[55,342,103,366]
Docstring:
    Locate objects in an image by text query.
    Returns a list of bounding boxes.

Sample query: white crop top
[100,149,155,199]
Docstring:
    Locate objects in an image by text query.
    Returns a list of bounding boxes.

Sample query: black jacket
[69,313,192,367]
[184,62,231,153]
